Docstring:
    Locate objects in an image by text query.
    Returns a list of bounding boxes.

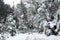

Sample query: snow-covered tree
[15,0,28,32]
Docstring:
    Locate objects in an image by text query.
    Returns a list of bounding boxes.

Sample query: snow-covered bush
[44,21,59,36]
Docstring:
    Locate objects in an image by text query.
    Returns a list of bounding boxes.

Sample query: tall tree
[16,0,28,29]
[0,0,13,23]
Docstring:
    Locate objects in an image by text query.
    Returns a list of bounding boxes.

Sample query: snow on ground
[6,33,60,40]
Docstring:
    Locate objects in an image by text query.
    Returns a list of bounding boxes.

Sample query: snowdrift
[6,33,60,40]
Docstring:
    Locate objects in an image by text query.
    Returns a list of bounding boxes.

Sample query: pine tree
[20,0,27,24]
[17,0,28,29]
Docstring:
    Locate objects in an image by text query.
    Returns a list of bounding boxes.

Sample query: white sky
[4,0,21,7]
[4,0,46,7]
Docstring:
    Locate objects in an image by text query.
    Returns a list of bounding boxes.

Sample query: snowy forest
[0,0,60,40]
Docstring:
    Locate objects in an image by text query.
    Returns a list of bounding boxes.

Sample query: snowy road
[6,33,60,40]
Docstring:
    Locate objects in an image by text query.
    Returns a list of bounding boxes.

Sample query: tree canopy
[0,0,13,23]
